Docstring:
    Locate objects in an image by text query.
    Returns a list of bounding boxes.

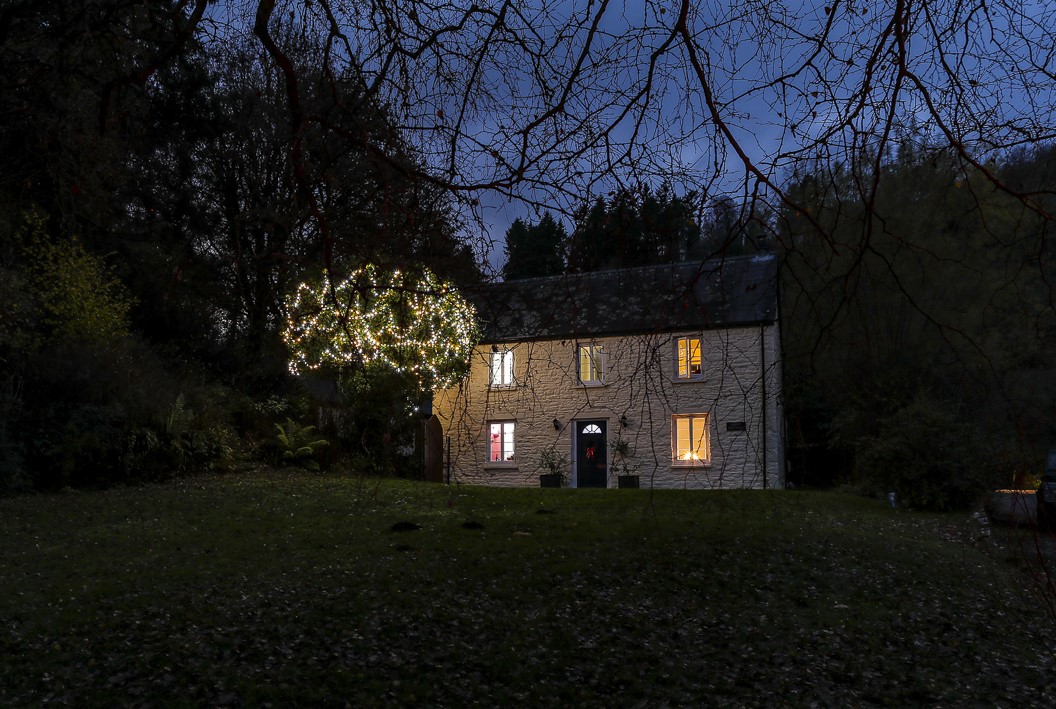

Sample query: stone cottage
[432,254,784,489]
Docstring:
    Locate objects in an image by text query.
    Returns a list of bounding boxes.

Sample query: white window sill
[671,461,712,468]
[485,462,518,470]
[577,381,607,388]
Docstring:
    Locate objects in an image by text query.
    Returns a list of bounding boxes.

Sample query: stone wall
[433,324,783,489]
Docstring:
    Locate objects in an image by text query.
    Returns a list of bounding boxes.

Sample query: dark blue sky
[208,1,1056,273]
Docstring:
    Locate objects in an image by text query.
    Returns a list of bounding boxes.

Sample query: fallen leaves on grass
[1,474,1055,706]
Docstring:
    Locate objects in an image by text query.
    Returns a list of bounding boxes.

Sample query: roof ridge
[485,253,776,287]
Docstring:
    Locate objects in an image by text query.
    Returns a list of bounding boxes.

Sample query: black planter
[539,474,562,488]
[617,475,640,489]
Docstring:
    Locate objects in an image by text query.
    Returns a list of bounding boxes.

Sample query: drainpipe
[761,323,768,490]
[445,435,451,484]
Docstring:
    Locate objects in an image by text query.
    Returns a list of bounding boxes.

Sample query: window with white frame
[489,348,514,388]
[672,414,709,465]
[577,342,604,385]
[487,421,516,464]
[675,336,703,379]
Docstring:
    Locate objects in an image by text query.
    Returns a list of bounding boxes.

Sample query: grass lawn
[1,470,1054,706]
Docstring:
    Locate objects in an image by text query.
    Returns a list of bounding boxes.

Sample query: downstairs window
[672,414,709,465]
[487,421,516,464]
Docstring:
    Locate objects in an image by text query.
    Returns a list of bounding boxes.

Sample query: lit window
[490,349,514,388]
[676,337,702,379]
[578,342,604,385]
[487,421,516,463]
[672,414,709,465]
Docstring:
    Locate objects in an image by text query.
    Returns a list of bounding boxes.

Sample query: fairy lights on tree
[282,265,479,391]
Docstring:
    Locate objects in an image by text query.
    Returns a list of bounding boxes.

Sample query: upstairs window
[578,342,605,385]
[487,421,516,464]
[672,414,709,465]
[490,349,514,388]
[676,337,702,379]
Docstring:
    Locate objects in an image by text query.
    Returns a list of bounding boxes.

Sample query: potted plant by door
[610,436,640,488]
[538,445,568,488]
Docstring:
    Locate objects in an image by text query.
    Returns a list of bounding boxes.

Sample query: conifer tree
[502,212,567,280]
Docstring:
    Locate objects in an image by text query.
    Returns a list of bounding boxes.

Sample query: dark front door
[576,420,607,488]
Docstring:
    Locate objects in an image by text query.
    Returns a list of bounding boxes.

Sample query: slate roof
[465,254,779,344]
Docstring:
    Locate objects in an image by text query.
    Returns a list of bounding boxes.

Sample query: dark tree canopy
[696,197,776,260]
[566,184,701,272]
[0,1,485,490]
[780,136,1056,492]
[501,212,566,280]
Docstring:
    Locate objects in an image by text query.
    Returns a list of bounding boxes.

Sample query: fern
[165,394,192,438]
[275,419,329,471]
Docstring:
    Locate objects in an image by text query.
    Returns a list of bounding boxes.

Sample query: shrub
[25,230,134,346]
[848,392,998,511]
[122,394,239,478]
[19,337,247,488]
[37,403,128,489]
[275,419,329,471]
[538,445,569,485]
[335,365,420,475]
[233,392,309,452]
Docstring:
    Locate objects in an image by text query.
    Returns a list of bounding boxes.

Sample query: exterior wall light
[553,418,562,431]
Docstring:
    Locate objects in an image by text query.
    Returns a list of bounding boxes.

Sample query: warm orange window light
[674,415,708,463]
[677,337,702,378]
